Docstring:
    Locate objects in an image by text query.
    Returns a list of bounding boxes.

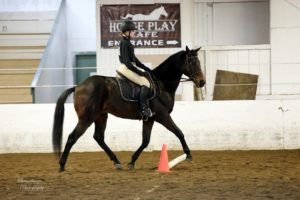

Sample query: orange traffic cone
[158,144,170,173]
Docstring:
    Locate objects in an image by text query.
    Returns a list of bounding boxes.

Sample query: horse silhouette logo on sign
[121,6,168,21]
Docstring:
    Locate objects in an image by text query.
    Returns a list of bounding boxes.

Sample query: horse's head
[159,6,168,17]
[183,46,206,88]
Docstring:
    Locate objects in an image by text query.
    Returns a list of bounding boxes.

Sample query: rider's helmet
[120,20,137,33]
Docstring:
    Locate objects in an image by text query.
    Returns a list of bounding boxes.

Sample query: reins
[151,54,201,83]
[149,76,193,83]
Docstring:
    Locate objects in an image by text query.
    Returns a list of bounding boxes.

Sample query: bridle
[149,53,203,84]
[181,54,202,82]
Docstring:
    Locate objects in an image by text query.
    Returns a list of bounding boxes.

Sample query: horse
[52,46,206,172]
[121,6,168,21]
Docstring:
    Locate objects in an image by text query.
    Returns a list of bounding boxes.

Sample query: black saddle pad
[116,73,155,102]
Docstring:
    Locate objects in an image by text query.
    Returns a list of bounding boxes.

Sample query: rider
[118,20,153,119]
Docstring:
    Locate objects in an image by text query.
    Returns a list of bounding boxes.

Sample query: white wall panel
[270,0,300,95]
[249,50,259,65]
[271,28,300,63]
[271,0,300,28]
[194,2,212,46]
[227,51,238,67]
[259,64,271,94]
[272,64,300,94]
[283,100,300,149]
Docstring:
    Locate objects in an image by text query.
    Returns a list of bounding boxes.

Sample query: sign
[213,70,258,100]
[100,4,181,48]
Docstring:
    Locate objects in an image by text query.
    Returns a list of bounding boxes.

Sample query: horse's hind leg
[128,120,154,170]
[59,120,92,172]
[93,114,122,170]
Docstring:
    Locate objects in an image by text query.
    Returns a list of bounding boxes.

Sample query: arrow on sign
[166,40,179,45]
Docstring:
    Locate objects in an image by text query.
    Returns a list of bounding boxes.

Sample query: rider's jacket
[119,35,150,75]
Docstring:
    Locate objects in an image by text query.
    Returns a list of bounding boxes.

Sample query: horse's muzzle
[199,80,206,88]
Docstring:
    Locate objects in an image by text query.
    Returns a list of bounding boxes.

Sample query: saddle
[116,71,156,102]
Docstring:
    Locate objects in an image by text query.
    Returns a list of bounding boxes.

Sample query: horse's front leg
[156,115,192,161]
[128,119,154,170]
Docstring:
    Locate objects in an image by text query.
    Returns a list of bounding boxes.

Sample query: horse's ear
[195,47,201,52]
[185,46,190,52]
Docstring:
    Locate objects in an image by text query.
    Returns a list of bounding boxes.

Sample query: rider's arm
[120,42,144,76]
[134,56,152,73]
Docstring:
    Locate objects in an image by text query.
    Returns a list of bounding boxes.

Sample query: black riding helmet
[120,20,137,33]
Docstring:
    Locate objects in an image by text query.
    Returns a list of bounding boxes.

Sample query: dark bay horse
[52,46,206,172]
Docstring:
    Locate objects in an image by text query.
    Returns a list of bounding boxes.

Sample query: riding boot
[139,86,153,119]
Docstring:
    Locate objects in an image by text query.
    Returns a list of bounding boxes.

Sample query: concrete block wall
[0,100,300,153]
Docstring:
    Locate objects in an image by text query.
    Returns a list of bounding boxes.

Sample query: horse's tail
[121,14,133,19]
[52,87,75,159]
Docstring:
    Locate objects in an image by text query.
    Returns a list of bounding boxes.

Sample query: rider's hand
[144,67,152,73]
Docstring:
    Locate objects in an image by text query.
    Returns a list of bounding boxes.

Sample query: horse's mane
[153,50,185,74]
[151,50,186,94]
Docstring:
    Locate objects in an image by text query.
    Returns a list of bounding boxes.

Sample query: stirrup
[140,108,153,121]
[142,108,153,117]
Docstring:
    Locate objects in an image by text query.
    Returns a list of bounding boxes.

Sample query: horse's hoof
[186,154,193,162]
[128,163,135,170]
[59,167,65,173]
[114,163,123,170]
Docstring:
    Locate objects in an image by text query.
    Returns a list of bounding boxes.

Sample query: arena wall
[1,100,300,153]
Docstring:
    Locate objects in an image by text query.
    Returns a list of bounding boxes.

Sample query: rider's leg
[118,64,153,119]
[118,64,150,87]
[140,85,153,118]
